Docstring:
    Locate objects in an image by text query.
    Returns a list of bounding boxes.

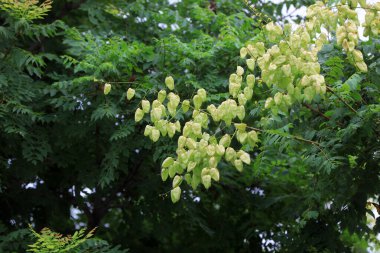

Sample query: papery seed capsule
[135,108,144,122]
[225,147,236,162]
[219,134,231,147]
[162,157,174,168]
[236,66,244,76]
[238,151,251,165]
[210,168,220,181]
[161,168,169,181]
[171,186,181,203]
[142,100,150,113]
[197,88,207,102]
[193,95,203,109]
[158,90,167,103]
[247,59,255,71]
[234,159,243,172]
[247,74,255,88]
[151,128,160,142]
[165,76,175,90]
[172,175,182,188]
[240,47,248,58]
[104,83,112,95]
[202,175,212,189]
[127,88,135,100]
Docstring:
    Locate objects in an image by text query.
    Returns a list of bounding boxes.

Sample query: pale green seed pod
[202,175,212,189]
[240,47,248,58]
[210,168,220,181]
[165,76,175,90]
[127,88,135,100]
[162,157,174,168]
[246,59,255,71]
[104,83,111,95]
[237,105,245,121]
[197,88,207,102]
[215,144,225,156]
[144,125,152,137]
[193,95,203,109]
[158,90,167,103]
[234,159,243,172]
[142,100,150,113]
[246,74,255,88]
[236,66,244,76]
[172,175,182,188]
[225,147,236,162]
[219,134,231,148]
[161,168,169,181]
[171,186,181,203]
[135,108,144,122]
[150,128,160,142]
[238,150,251,165]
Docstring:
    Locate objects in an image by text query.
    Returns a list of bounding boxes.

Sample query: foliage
[0,0,379,252]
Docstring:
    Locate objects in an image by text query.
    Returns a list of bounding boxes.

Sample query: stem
[326,86,357,114]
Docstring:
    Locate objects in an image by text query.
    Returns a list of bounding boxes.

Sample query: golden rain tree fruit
[210,168,220,181]
[127,88,135,100]
[247,59,255,71]
[161,169,169,181]
[103,83,111,95]
[141,100,150,113]
[158,90,167,102]
[135,108,144,122]
[171,186,181,203]
[236,66,244,76]
[240,47,248,58]
[165,76,175,90]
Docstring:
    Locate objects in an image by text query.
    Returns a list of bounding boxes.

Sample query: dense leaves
[0,0,379,252]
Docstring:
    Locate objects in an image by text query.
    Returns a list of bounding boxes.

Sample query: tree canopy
[0,0,379,252]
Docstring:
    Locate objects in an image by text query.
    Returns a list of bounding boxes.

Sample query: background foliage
[0,0,379,252]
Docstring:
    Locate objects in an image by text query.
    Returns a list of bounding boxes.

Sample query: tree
[0,0,379,252]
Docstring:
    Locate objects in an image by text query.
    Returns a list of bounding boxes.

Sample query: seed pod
[238,93,247,106]
[234,159,243,172]
[244,87,253,100]
[240,47,248,58]
[219,134,231,147]
[180,99,190,113]
[167,123,176,137]
[104,83,112,95]
[186,138,197,150]
[246,74,255,88]
[237,131,248,144]
[172,175,182,188]
[151,107,162,122]
[144,125,152,137]
[127,88,135,100]
[237,106,245,121]
[142,100,150,113]
[206,145,215,156]
[197,88,207,102]
[158,90,167,103]
[162,157,174,168]
[135,108,144,122]
[178,136,186,148]
[236,66,244,76]
[248,130,258,144]
[246,59,255,71]
[165,76,175,90]
[202,175,212,189]
[210,168,220,181]
[352,49,364,62]
[238,151,251,165]
[225,147,236,162]
[150,128,160,142]
[161,168,169,181]
[187,161,196,172]
[215,144,225,156]
[171,186,181,203]
[193,95,203,109]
